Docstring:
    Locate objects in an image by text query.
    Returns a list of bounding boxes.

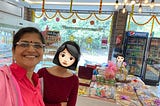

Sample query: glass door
[123,31,148,77]
[142,37,160,86]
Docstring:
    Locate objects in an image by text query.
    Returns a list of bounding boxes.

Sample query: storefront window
[126,15,160,38]
[35,11,112,65]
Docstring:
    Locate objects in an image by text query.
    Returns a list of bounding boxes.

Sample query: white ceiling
[9,0,160,14]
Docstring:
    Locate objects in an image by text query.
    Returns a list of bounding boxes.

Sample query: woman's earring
[12,58,16,63]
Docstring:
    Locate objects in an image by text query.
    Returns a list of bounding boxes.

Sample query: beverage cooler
[142,37,160,86]
[123,31,149,77]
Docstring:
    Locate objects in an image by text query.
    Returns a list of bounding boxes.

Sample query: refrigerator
[123,31,149,77]
[142,37,160,86]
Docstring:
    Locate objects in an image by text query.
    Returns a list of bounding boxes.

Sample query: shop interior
[0,0,160,105]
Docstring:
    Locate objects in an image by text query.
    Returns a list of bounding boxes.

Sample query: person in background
[0,27,45,106]
[116,53,128,81]
[38,41,81,106]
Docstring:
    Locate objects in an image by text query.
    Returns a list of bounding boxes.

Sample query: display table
[78,75,160,106]
[76,96,120,106]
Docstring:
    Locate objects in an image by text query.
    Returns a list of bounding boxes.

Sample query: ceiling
[11,0,160,14]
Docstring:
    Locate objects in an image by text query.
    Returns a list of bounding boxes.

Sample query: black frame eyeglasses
[16,41,45,49]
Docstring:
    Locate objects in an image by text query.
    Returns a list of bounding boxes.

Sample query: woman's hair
[53,41,81,70]
[116,53,125,62]
[12,27,45,50]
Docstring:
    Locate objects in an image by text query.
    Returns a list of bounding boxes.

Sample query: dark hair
[12,27,45,50]
[116,53,125,62]
[53,41,81,70]
[116,53,124,58]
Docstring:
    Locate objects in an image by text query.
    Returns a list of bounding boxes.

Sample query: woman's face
[58,49,76,67]
[12,33,44,70]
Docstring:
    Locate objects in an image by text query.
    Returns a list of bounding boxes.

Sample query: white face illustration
[58,49,76,67]
[117,55,124,63]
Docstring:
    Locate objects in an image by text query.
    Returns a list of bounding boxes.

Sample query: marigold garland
[131,15,154,26]
[34,10,114,21]
[44,11,58,19]
[154,16,160,25]
[34,12,44,18]
[150,17,155,36]
[70,0,73,13]
[127,5,134,30]
[99,0,103,14]
[108,15,114,44]
[75,12,93,20]
[94,13,113,21]
[58,11,74,20]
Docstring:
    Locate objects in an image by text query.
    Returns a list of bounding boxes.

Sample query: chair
[78,66,94,87]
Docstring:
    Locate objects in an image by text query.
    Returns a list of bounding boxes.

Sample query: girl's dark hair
[53,41,81,70]
[12,27,45,49]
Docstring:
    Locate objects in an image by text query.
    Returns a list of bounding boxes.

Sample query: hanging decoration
[108,15,114,44]
[58,11,74,19]
[127,5,134,30]
[45,11,57,19]
[70,0,73,13]
[99,0,103,14]
[42,0,45,13]
[155,16,160,25]
[72,19,76,23]
[131,16,154,26]
[94,13,113,21]
[31,10,35,22]
[34,9,113,21]
[56,17,60,22]
[90,20,94,25]
[75,12,92,20]
[69,35,75,41]
[150,16,155,36]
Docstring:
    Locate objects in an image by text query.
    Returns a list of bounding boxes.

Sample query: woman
[0,27,45,106]
[38,41,81,106]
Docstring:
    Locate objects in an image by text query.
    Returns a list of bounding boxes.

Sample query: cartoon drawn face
[117,55,124,63]
[58,48,76,67]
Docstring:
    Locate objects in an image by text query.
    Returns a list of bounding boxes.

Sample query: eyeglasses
[16,41,45,49]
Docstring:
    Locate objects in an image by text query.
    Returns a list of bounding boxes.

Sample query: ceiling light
[124,0,128,4]
[131,0,135,5]
[144,0,148,4]
[150,0,155,9]
[122,5,126,13]
[115,0,119,10]
[138,4,142,13]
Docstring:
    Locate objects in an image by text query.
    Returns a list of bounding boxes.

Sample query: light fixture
[115,0,118,10]
[138,4,142,13]
[124,0,128,4]
[150,0,155,9]
[144,0,148,4]
[131,0,135,5]
[122,5,126,13]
